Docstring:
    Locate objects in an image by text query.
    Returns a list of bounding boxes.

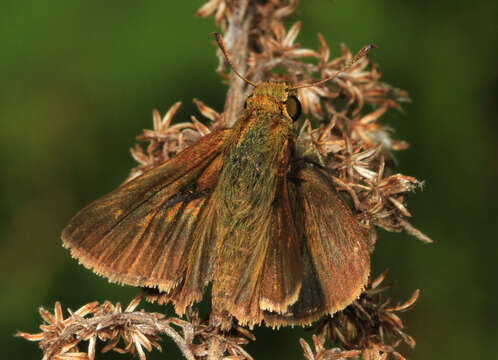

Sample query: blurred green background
[2,0,497,359]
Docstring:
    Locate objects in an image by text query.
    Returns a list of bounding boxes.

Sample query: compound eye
[286,95,301,121]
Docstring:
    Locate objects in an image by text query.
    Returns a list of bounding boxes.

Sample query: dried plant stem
[221,0,253,127]
[159,322,196,360]
[208,5,254,356]
[207,336,224,360]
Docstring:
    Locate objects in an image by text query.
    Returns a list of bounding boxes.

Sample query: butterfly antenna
[290,44,378,90]
[210,32,257,87]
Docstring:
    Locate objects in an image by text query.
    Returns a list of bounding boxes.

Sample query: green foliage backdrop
[2,1,497,359]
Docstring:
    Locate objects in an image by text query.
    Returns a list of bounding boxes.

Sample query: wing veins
[95,174,212,242]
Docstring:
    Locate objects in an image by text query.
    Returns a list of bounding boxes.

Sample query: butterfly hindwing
[264,160,370,326]
[260,150,302,314]
[297,162,370,311]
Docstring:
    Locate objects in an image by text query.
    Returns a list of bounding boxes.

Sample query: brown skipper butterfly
[62,34,374,328]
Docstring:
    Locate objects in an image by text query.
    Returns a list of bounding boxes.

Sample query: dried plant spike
[15,331,45,341]
[190,116,211,135]
[193,98,220,121]
[88,335,96,360]
[125,293,142,312]
[159,101,182,132]
[370,269,389,289]
[18,2,430,359]
[210,32,256,87]
[386,289,420,312]
[399,219,434,243]
[300,338,314,360]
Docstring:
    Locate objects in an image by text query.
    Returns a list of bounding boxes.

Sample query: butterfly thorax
[251,81,290,101]
[215,82,295,231]
[244,82,293,122]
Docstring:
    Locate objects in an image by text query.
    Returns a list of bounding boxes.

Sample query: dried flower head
[300,271,418,360]
[16,295,255,360]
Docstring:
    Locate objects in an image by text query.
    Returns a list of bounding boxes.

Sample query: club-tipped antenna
[290,44,378,90]
[210,32,257,87]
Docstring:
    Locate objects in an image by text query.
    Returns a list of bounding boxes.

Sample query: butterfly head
[245,81,301,122]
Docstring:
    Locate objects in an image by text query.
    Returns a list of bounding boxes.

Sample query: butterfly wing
[259,160,302,314]
[264,160,370,327]
[63,111,368,327]
[62,129,230,295]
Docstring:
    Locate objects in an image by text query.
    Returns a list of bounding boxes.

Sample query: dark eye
[286,95,301,121]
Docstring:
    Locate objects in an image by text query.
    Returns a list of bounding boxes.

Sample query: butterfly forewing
[62,129,230,291]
